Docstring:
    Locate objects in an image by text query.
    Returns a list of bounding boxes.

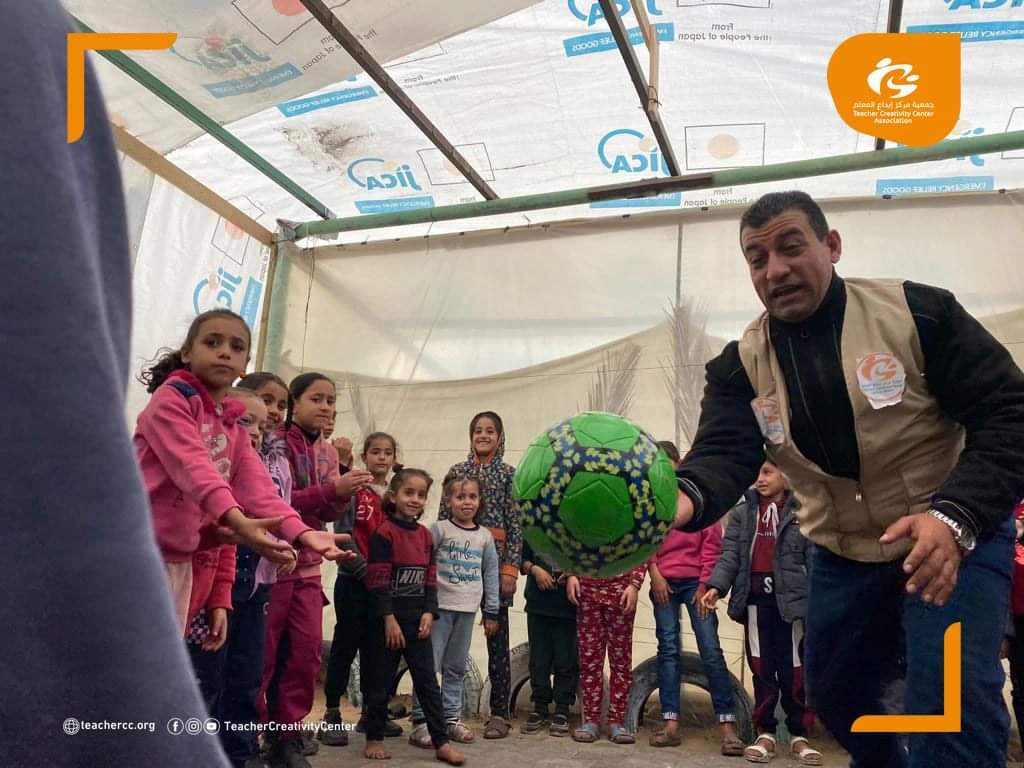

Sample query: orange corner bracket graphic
[851,622,961,734]
[67,32,177,143]
[827,33,961,148]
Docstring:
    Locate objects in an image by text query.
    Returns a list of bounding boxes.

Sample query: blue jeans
[653,577,736,721]
[805,517,1013,768]
[411,610,475,723]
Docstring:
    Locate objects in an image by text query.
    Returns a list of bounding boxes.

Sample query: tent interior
[78,0,1024,710]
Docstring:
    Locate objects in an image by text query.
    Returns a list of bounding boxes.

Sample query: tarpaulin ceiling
[72,0,1024,242]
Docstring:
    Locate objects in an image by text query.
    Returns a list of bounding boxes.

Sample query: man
[671,191,1024,767]
[1,4,230,766]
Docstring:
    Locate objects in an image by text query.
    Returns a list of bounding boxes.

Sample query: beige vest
[737,278,964,562]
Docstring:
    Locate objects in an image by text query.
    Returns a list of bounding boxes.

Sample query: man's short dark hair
[740,191,830,241]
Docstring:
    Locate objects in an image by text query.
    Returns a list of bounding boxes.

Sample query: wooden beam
[254,242,280,370]
[597,0,681,176]
[112,124,274,246]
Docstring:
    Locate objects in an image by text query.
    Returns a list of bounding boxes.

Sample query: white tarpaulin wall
[260,191,1024,679]
[71,0,1024,242]
[125,174,274,423]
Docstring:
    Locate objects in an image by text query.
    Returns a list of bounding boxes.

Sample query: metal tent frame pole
[291,129,1024,240]
[598,0,681,176]
[874,0,906,152]
[298,0,498,201]
[71,17,334,220]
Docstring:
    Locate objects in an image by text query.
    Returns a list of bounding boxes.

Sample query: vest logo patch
[751,397,785,445]
[856,352,906,410]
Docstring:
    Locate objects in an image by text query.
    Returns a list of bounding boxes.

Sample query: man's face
[741,209,841,322]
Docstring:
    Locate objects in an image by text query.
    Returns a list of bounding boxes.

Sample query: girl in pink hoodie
[134,310,353,634]
[258,372,374,768]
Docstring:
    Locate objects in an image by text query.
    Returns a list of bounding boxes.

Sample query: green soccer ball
[513,411,678,578]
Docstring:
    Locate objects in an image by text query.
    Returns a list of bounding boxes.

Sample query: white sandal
[791,737,823,766]
[744,733,776,763]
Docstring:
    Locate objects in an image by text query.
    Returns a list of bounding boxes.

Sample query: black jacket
[677,274,1024,540]
[706,490,809,623]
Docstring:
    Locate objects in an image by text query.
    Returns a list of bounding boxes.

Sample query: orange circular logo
[858,352,900,383]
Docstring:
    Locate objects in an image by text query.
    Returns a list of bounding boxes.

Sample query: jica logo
[347,158,423,192]
[945,0,1022,9]
[193,268,242,315]
[568,0,663,26]
[172,36,271,71]
[598,128,668,174]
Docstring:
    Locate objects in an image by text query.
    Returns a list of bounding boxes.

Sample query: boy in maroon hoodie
[648,441,743,755]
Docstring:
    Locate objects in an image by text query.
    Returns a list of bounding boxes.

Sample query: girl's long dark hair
[284,372,334,429]
[138,309,250,394]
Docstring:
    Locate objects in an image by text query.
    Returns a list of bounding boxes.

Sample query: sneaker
[299,731,319,757]
[232,758,271,768]
[317,709,348,747]
[521,711,550,734]
[549,713,570,737]
[354,717,403,737]
[409,723,433,749]
[273,738,312,768]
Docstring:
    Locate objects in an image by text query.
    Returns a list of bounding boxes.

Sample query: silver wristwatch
[927,509,977,553]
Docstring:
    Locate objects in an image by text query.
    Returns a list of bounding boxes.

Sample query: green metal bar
[72,17,334,220]
[293,129,1024,239]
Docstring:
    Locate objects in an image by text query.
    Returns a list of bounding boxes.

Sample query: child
[134,310,351,634]
[316,409,341,482]
[363,469,465,765]
[185,387,268,702]
[700,460,822,766]
[566,565,646,744]
[648,440,743,755]
[440,411,521,738]
[520,540,578,737]
[322,432,404,744]
[259,373,375,768]
[409,473,499,747]
[222,373,295,768]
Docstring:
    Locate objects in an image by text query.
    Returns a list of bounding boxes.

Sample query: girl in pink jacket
[134,309,352,634]
[258,372,374,768]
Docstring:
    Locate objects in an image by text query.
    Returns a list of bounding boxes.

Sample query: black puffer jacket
[705,489,809,624]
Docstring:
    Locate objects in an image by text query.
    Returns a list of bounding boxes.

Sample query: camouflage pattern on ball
[513,411,678,578]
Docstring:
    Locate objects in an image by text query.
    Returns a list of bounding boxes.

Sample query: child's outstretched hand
[565,575,580,606]
[223,510,295,565]
[483,619,499,638]
[277,552,298,576]
[620,584,638,614]
[418,612,433,639]
[202,608,229,652]
[385,615,405,650]
[298,530,358,562]
[698,586,720,619]
[336,470,375,499]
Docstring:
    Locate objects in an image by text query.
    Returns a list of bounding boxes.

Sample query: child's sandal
[572,722,600,743]
[409,723,433,750]
[447,721,475,743]
[791,737,823,766]
[483,717,510,739]
[608,724,635,744]
[744,733,777,763]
